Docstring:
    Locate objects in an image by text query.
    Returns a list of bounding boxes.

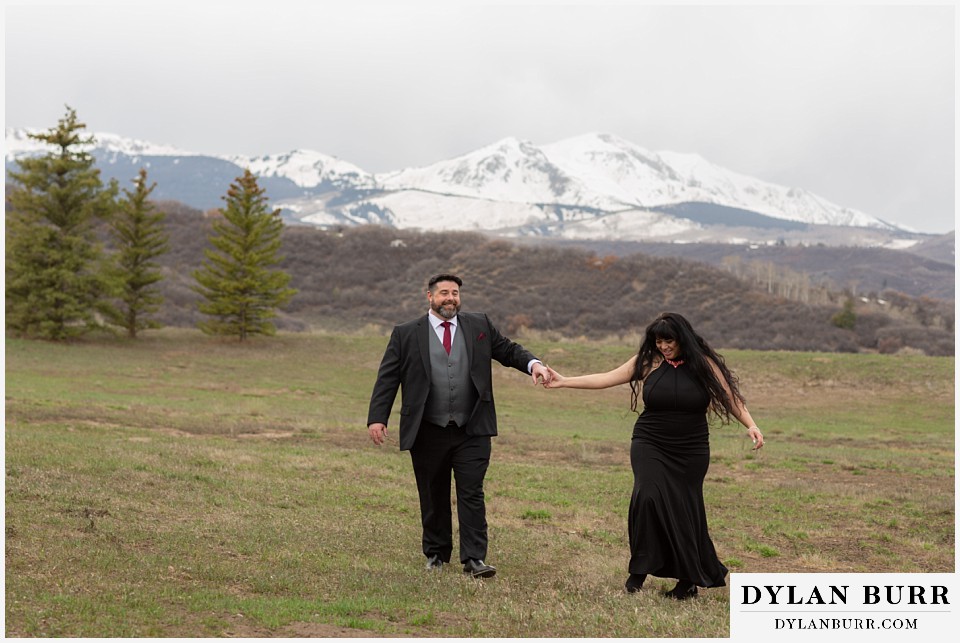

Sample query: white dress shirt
[428,311,458,344]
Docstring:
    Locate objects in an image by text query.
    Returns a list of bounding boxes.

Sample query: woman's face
[656,337,680,360]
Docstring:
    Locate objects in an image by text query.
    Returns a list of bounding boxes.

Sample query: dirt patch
[125,427,197,441]
[222,614,400,638]
[235,430,297,440]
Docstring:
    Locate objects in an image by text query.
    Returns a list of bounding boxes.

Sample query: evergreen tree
[193,170,296,340]
[831,298,857,330]
[5,106,118,340]
[104,168,169,337]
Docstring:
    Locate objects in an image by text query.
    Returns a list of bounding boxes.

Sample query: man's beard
[432,301,460,319]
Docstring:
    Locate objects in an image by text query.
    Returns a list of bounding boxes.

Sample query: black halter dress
[627,361,728,587]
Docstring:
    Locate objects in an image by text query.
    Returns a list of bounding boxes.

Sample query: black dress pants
[410,420,491,563]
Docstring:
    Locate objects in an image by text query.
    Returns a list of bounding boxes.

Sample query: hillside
[155,202,953,356]
[904,231,955,266]
[527,239,955,300]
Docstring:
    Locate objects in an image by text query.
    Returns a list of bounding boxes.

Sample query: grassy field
[4,329,955,637]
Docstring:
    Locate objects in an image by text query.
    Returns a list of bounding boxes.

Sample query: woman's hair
[629,312,744,421]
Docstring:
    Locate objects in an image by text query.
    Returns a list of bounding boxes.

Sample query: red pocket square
[477,332,486,341]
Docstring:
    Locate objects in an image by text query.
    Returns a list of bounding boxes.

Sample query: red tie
[441,321,452,355]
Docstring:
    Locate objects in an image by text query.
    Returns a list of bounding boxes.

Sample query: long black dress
[628,361,728,587]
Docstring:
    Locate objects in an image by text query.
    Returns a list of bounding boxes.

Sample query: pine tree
[5,106,118,340]
[193,170,296,340]
[831,298,857,330]
[104,168,169,337]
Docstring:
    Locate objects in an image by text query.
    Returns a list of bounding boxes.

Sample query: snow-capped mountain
[5,127,55,159]
[542,133,886,228]
[222,149,376,190]
[377,136,623,210]
[4,126,198,159]
[5,126,908,245]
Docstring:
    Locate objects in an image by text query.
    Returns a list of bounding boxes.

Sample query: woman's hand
[747,426,764,450]
[542,365,565,389]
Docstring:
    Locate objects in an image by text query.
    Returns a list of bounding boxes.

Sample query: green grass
[5,329,954,636]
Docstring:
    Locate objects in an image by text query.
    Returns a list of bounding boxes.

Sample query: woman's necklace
[664,357,684,368]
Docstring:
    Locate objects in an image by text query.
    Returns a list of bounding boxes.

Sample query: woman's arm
[544,355,638,390]
[707,358,765,449]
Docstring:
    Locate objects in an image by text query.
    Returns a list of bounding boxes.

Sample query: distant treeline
[157,201,954,356]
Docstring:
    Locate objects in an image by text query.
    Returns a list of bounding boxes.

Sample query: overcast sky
[4,1,956,233]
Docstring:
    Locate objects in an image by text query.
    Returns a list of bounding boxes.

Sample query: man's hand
[531,362,552,386]
[368,422,388,446]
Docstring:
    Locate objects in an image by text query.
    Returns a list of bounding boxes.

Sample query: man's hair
[428,274,463,290]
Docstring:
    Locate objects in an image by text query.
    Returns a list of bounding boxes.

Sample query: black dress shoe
[664,580,698,600]
[425,555,444,570]
[462,559,496,578]
[625,573,647,593]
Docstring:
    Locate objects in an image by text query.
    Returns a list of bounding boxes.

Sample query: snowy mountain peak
[222,149,375,189]
[542,133,683,206]
[4,127,49,159]
[4,126,198,160]
[542,134,891,229]
[484,136,544,157]
[89,132,199,157]
[376,135,619,207]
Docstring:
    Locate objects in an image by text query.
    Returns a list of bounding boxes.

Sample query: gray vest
[423,321,476,427]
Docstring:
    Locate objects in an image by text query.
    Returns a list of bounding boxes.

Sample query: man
[367,273,550,578]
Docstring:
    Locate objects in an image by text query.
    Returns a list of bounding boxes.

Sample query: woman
[543,312,764,599]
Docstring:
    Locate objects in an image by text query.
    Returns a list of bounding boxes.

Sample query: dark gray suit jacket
[367,311,537,451]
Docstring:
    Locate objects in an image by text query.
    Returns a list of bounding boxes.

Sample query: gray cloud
[5,2,954,232]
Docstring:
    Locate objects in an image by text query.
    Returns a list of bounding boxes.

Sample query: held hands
[531,362,553,386]
[371,363,557,446]
[532,365,765,452]
[541,365,564,389]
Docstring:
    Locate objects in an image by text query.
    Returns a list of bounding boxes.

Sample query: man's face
[427,281,461,319]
